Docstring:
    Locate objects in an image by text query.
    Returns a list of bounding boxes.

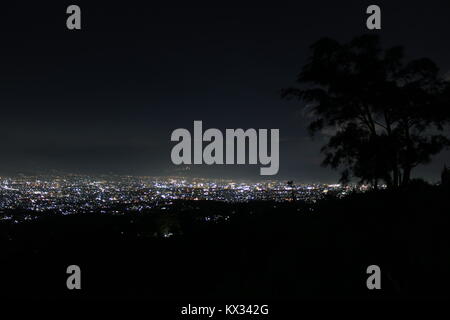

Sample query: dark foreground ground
[1,185,449,301]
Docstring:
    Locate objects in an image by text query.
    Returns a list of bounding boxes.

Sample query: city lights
[0,175,357,222]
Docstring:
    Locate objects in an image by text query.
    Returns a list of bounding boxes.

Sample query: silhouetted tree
[287,180,295,201]
[442,165,450,187]
[283,35,450,188]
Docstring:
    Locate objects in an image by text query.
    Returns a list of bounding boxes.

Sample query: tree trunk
[402,166,411,186]
[393,166,399,188]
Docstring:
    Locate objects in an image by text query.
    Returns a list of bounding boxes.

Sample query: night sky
[1,1,449,182]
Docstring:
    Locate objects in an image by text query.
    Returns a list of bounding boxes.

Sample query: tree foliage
[283,35,450,187]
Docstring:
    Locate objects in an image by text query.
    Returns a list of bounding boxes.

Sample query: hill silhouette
[1,184,449,300]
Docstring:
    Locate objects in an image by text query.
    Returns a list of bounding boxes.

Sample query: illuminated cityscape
[0,175,355,219]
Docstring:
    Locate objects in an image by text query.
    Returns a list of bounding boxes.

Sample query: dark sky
[1,1,449,182]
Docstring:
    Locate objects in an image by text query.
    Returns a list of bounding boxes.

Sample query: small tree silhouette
[283,35,450,188]
[287,180,295,202]
[442,165,450,187]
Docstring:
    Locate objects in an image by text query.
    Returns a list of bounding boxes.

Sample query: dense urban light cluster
[0,175,356,219]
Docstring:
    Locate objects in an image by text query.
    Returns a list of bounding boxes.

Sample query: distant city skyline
[0,175,354,223]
